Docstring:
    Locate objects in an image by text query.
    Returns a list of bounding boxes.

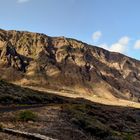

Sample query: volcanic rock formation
[0,29,140,102]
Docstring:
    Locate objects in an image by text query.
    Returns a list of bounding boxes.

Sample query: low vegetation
[0,79,71,105]
[62,102,137,140]
[62,104,111,139]
[0,79,139,140]
[16,110,37,122]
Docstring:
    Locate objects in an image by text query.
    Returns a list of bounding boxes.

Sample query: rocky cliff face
[0,29,140,102]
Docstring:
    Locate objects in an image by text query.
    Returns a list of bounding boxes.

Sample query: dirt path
[0,104,45,113]
[24,86,140,108]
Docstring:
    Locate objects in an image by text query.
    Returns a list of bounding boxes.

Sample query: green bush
[123,133,133,140]
[0,124,3,130]
[17,110,37,121]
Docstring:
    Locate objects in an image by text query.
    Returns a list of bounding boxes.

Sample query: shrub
[0,124,3,130]
[17,110,37,122]
[123,133,133,140]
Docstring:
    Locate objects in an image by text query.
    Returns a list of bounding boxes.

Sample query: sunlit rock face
[0,29,140,102]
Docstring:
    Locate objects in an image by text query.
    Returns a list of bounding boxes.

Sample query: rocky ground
[0,132,28,140]
[0,98,140,140]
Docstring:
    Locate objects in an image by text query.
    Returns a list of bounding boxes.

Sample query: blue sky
[1,0,140,60]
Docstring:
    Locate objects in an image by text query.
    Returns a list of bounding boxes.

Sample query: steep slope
[0,28,140,103]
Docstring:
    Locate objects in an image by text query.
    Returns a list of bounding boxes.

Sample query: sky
[0,0,140,60]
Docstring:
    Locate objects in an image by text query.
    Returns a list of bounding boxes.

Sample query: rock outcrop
[2,128,57,140]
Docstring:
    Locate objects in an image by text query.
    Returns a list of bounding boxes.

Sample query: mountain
[0,28,140,103]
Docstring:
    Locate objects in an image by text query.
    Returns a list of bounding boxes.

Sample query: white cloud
[118,36,130,46]
[110,43,126,53]
[134,40,140,49]
[17,0,30,3]
[99,36,130,53]
[92,31,102,41]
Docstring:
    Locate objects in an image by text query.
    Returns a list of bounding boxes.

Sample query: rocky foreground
[0,79,139,140]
